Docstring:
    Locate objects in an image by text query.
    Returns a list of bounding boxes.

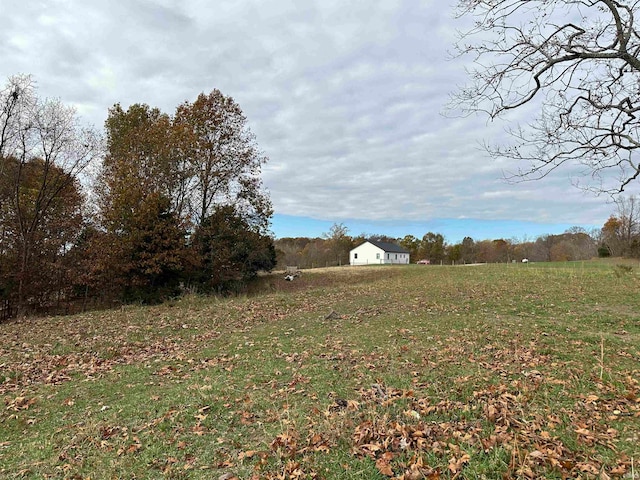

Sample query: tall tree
[98,92,273,299]
[614,195,640,250]
[274,237,312,269]
[419,232,446,264]
[0,75,101,313]
[99,103,178,225]
[97,104,188,301]
[323,223,352,265]
[0,75,36,177]
[452,1,640,194]
[562,228,598,260]
[447,243,462,264]
[492,239,511,263]
[602,215,624,256]
[122,193,187,301]
[475,240,496,263]
[174,90,271,230]
[460,236,477,264]
[601,195,640,256]
[533,235,555,262]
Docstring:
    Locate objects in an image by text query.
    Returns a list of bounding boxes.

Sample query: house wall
[385,252,410,264]
[350,242,410,265]
[350,242,384,265]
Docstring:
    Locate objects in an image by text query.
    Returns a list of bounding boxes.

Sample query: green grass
[1,262,638,479]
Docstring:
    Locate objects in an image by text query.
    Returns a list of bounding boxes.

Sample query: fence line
[0,299,13,322]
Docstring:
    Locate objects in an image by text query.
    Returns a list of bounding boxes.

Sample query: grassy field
[1,261,638,479]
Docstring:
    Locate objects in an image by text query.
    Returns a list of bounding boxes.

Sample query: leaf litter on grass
[1,264,639,479]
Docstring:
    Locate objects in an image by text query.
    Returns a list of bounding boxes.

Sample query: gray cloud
[1,0,626,232]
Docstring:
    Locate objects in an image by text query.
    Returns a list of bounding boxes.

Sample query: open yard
[1,262,639,479]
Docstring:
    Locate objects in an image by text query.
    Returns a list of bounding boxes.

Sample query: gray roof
[363,239,410,254]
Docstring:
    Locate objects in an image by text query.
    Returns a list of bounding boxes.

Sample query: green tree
[399,235,420,261]
[123,194,187,301]
[460,236,476,264]
[447,243,462,264]
[189,205,275,292]
[419,232,446,264]
[97,104,187,302]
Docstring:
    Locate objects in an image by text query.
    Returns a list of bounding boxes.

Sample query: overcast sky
[2,0,629,241]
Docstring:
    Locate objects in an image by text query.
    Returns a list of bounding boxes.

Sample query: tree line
[275,229,597,268]
[0,75,275,318]
[277,202,640,269]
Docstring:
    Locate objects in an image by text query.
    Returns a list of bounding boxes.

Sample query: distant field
[1,261,638,479]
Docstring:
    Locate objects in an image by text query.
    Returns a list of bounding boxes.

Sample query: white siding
[350,242,410,265]
[392,252,410,264]
[350,242,385,265]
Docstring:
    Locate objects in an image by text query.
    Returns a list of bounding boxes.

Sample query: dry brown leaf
[448,453,470,474]
[375,452,395,477]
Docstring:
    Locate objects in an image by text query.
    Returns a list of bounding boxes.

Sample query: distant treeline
[275,229,597,269]
[276,198,640,268]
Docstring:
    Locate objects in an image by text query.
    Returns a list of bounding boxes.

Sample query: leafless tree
[600,194,640,255]
[0,75,36,178]
[450,1,640,194]
[614,194,640,244]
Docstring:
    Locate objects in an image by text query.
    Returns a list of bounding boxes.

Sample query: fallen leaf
[448,453,470,474]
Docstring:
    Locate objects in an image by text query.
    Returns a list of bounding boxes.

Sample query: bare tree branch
[449,0,640,194]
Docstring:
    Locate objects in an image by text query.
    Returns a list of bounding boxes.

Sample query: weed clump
[613,264,633,278]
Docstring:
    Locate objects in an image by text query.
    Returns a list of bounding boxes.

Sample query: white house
[350,240,410,266]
